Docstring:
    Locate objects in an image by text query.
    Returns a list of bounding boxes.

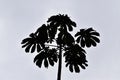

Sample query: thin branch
[45,44,58,47]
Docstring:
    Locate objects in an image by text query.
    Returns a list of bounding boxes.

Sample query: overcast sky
[0,0,120,80]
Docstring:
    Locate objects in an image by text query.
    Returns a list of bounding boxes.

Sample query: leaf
[35,24,48,43]
[91,36,100,43]
[36,59,43,68]
[34,52,44,68]
[84,63,88,67]
[44,58,48,68]
[22,42,29,48]
[62,32,75,46]
[67,24,73,31]
[29,33,35,37]
[31,43,36,53]
[48,25,57,42]
[37,44,41,52]
[64,44,87,72]
[71,21,76,27]
[47,14,76,32]
[34,48,58,68]
[69,65,73,72]
[21,38,31,44]
[90,32,100,36]
[80,29,85,33]
[52,55,57,62]
[81,38,85,47]
[76,36,80,43]
[48,58,54,66]
[80,64,86,69]
[85,38,91,47]
[86,28,94,33]
[34,52,41,62]
[75,32,80,37]
[90,39,97,46]
[74,64,80,73]
[25,44,33,53]
[65,62,69,67]
[75,28,100,47]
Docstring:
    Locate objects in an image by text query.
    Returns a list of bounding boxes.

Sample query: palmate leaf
[47,14,76,43]
[75,27,100,48]
[47,14,76,32]
[21,24,50,53]
[56,31,75,46]
[34,48,58,68]
[64,44,88,73]
[21,33,43,53]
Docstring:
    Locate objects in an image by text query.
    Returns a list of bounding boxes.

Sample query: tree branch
[45,44,58,47]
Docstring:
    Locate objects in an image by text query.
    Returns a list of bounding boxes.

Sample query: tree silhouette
[21,14,100,80]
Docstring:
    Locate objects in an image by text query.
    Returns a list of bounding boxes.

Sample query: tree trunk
[57,44,62,80]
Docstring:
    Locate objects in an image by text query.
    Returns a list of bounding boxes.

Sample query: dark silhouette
[21,14,100,80]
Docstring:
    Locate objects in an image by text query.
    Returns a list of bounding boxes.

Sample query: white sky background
[0,0,120,80]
